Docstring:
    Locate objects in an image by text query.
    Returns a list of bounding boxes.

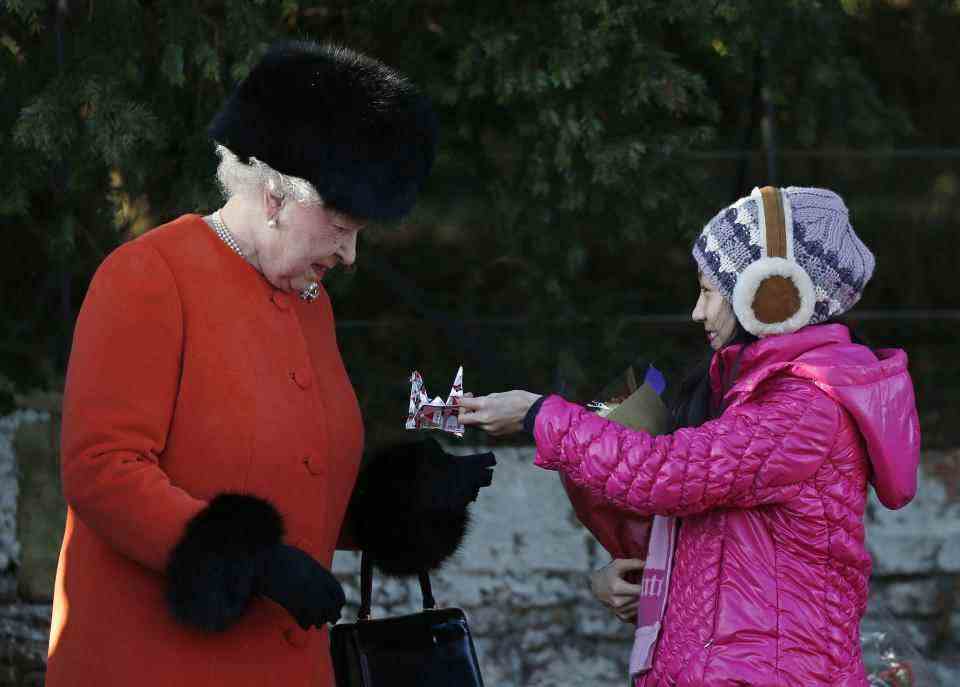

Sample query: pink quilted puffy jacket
[533,324,920,687]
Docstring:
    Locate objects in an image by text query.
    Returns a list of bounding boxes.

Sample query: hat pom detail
[732,257,816,337]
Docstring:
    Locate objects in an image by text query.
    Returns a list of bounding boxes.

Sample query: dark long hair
[670,317,871,430]
[670,322,757,429]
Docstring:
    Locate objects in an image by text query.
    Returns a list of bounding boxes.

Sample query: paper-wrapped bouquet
[560,359,671,561]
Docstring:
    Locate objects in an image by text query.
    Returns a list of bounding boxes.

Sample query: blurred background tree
[1,0,957,447]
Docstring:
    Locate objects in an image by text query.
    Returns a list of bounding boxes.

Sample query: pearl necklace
[210,210,245,258]
[208,210,320,302]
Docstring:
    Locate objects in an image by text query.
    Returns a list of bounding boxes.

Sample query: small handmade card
[405,366,465,437]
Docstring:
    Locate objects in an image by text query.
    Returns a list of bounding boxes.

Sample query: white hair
[214,143,323,206]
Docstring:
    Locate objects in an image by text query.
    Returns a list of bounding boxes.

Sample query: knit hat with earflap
[692,186,875,337]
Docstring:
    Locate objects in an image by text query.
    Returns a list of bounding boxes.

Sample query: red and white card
[405,366,465,437]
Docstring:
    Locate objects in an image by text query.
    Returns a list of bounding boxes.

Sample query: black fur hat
[209,41,437,222]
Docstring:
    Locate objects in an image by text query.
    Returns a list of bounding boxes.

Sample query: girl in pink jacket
[459,186,920,687]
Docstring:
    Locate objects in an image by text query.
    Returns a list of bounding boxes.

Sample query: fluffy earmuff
[731,186,816,337]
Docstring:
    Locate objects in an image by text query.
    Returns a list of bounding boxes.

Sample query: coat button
[291,368,312,389]
[303,455,325,476]
[283,626,310,649]
[271,291,291,311]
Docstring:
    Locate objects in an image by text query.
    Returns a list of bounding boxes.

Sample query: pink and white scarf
[629,514,678,679]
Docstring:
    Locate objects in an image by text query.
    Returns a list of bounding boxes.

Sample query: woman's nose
[691,293,706,322]
[338,232,358,266]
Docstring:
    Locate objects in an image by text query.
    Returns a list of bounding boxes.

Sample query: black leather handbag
[331,551,485,687]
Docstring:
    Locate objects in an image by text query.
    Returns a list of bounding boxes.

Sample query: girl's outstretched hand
[590,558,646,623]
[458,391,542,436]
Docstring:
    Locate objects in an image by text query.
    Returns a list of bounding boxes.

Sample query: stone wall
[330,445,960,686]
[864,448,960,685]
[0,410,54,687]
[1,416,958,685]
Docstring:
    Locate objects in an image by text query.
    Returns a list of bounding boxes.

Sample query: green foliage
[435,1,721,245]
[2,0,45,24]
[0,0,957,443]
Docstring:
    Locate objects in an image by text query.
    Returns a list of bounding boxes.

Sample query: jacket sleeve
[61,241,207,572]
[533,376,840,518]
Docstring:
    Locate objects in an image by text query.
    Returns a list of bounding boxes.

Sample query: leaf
[160,44,186,87]
[281,0,300,29]
[0,181,31,216]
[2,0,45,23]
[1,34,24,61]
[13,85,77,156]
[192,43,221,83]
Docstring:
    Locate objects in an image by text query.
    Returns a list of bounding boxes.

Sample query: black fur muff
[166,493,284,632]
[352,438,495,576]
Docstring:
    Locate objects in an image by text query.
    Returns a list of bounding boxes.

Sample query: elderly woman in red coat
[47,41,494,687]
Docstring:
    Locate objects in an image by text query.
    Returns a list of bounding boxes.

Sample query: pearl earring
[267,218,278,229]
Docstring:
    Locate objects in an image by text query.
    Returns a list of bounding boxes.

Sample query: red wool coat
[47,215,364,686]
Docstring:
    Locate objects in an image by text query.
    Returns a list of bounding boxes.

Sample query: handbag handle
[358,550,436,620]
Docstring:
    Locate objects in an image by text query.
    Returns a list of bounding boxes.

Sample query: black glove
[258,544,346,630]
[413,437,496,511]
